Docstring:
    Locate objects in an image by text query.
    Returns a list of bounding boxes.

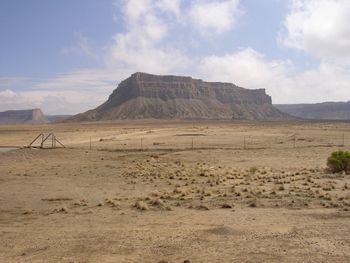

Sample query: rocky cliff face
[70,72,289,121]
[0,109,48,124]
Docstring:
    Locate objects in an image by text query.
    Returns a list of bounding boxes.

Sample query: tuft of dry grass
[52,206,68,214]
[248,200,257,208]
[249,166,258,174]
[134,201,149,211]
[105,198,120,207]
[221,203,233,209]
[196,204,209,210]
[150,198,172,211]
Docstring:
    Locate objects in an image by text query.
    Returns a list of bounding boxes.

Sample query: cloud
[198,48,294,102]
[293,62,350,102]
[106,0,191,74]
[0,0,191,115]
[2,0,349,115]
[0,77,29,89]
[0,89,17,99]
[189,0,242,34]
[32,69,117,92]
[62,33,99,60]
[280,0,350,62]
[198,48,290,88]
[156,0,182,18]
[0,88,110,115]
[0,69,126,115]
[198,47,350,103]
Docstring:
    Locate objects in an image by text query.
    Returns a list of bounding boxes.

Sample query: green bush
[327,151,350,174]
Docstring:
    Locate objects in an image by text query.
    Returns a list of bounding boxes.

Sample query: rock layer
[70,72,289,121]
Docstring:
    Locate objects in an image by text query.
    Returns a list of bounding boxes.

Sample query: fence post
[191,137,194,150]
[293,134,296,148]
[40,134,44,149]
[342,133,345,147]
[90,136,92,150]
[140,137,143,150]
[244,136,246,150]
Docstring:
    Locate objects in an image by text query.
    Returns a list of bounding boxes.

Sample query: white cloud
[2,0,349,115]
[198,48,290,88]
[106,0,191,74]
[198,48,294,102]
[280,0,350,62]
[189,0,242,34]
[293,62,350,102]
[0,77,28,89]
[0,0,191,115]
[0,88,110,115]
[33,69,117,92]
[62,33,99,60]
[156,0,182,18]
[0,69,126,115]
[0,89,17,99]
[198,48,350,104]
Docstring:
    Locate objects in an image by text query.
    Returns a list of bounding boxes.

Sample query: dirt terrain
[0,120,350,262]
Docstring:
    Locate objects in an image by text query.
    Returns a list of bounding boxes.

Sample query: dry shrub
[134,200,149,211]
[150,198,165,207]
[195,204,209,210]
[150,190,161,197]
[150,198,172,210]
[52,206,68,214]
[249,166,258,174]
[221,203,233,209]
[248,201,257,207]
[105,198,120,207]
[174,187,188,195]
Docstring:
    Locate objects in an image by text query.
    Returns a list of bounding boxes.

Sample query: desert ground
[1,120,350,262]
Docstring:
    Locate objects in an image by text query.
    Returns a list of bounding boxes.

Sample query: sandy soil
[0,120,350,262]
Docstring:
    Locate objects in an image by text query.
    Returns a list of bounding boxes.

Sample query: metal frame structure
[28,133,65,148]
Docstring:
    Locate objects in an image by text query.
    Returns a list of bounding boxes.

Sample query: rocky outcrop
[0,109,48,124]
[275,102,350,120]
[69,72,289,121]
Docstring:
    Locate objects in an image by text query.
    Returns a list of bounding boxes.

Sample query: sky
[0,0,350,115]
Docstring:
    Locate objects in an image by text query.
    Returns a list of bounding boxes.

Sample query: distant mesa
[68,72,289,121]
[275,102,350,120]
[0,109,48,124]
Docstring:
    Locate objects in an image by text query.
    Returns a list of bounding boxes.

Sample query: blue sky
[1,0,350,114]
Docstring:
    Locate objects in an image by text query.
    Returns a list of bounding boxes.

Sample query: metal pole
[29,133,44,148]
[42,133,53,148]
[55,138,65,148]
[141,138,143,150]
[342,133,345,147]
[191,137,194,150]
[244,136,246,150]
[90,136,92,150]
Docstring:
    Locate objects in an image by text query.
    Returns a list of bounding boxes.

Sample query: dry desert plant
[134,200,149,211]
